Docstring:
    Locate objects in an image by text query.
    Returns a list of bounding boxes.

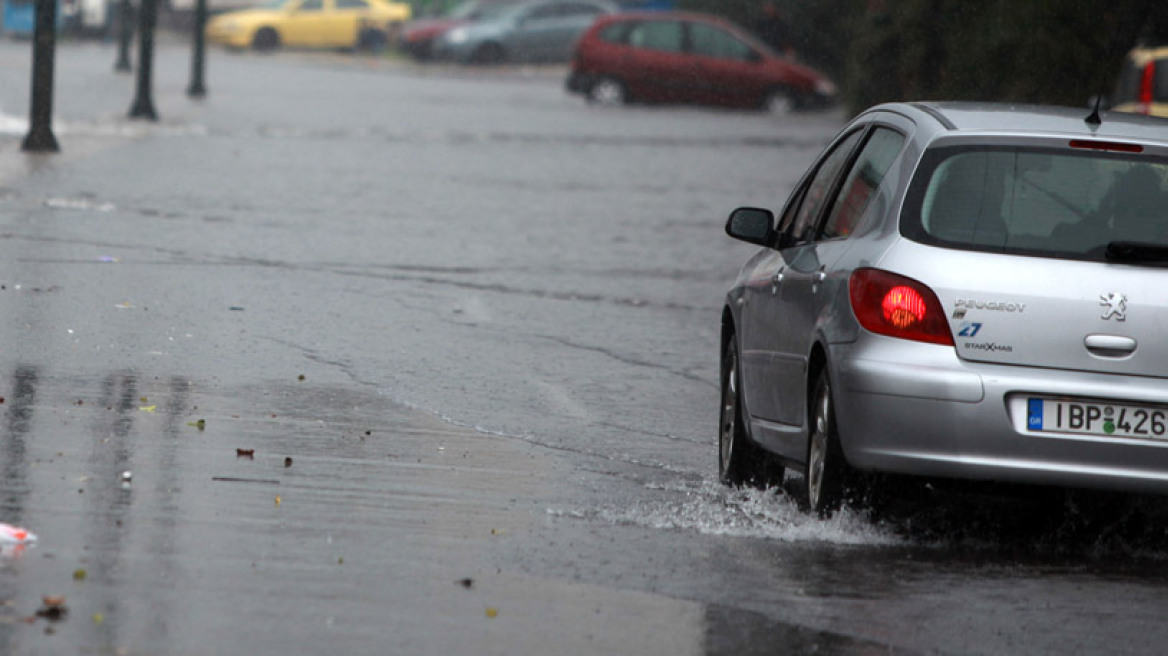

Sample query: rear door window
[688,22,755,61]
[628,21,683,53]
[902,145,1168,258]
[822,127,905,239]
[598,21,633,44]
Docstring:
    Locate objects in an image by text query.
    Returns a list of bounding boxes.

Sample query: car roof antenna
[1086,95,1103,126]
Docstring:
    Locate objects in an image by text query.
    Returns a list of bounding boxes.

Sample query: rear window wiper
[1104,241,1168,265]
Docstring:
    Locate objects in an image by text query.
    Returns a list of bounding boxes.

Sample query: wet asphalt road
[0,36,1167,655]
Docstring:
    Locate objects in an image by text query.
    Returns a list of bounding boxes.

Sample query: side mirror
[725,207,775,246]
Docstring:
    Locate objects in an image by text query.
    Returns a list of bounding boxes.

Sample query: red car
[567,11,837,113]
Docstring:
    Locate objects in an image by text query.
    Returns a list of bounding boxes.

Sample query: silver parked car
[431,0,614,64]
[721,102,1168,515]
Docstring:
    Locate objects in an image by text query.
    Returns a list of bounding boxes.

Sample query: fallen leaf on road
[35,596,67,621]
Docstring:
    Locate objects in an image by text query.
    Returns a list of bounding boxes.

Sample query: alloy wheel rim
[767,93,793,115]
[593,81,623,105]
[808,385,829,508]
[719,359,737,475]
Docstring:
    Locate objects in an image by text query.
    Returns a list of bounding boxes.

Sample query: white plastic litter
[0,523,36,544]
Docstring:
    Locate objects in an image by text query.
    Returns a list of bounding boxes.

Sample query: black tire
[587,76,627,106]
[720,335,784,488]
[470,42,505,65]
[805,368,858,516]
[252,27,279,52]
[358,28,388,53]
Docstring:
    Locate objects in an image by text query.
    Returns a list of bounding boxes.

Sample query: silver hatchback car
[721,102,1168,515]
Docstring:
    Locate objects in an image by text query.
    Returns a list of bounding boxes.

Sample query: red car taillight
[849,268,954,346]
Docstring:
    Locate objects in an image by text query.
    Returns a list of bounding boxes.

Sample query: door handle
[810,267,827,293]
[771,267,784,294]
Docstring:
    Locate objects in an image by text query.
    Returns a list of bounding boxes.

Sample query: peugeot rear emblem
[1100,293,1127,321]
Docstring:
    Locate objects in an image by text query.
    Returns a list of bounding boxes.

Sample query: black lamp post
[128,0,159,120]
[22,0,60,152]
[188,0,208,97]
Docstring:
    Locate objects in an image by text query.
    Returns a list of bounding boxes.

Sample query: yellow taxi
[206,0,411,51]
[1111,46,1168,118]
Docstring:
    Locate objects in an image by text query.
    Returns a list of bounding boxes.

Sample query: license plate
[1027,398,1168,439]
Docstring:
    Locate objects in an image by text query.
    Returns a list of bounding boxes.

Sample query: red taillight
[882,286,926,329]
[849,268,954,346]
[1069,139,1144,153]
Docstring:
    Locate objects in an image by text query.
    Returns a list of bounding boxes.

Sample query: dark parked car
[399,0,519,61]
[432,0,615,65]
[566,11,836,113]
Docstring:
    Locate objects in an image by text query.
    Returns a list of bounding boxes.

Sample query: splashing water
[550,478,904,547]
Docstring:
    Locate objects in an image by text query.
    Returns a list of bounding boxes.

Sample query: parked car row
[412,1,838,113]
[205,0,840,114]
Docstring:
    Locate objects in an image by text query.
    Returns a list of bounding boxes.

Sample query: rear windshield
[901,145,1168,260]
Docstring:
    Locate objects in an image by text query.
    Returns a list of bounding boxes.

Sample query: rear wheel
[252,27,279,52]
[762,88,796,115]
[805,368,857,516]
[720,335,784,488]
[587,77,627,106]
[358,28,388,52]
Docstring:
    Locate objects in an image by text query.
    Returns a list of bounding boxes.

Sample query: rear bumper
[831,336,1168,495]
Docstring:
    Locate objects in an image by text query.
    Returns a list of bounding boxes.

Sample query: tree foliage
[676,0,1168,115]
